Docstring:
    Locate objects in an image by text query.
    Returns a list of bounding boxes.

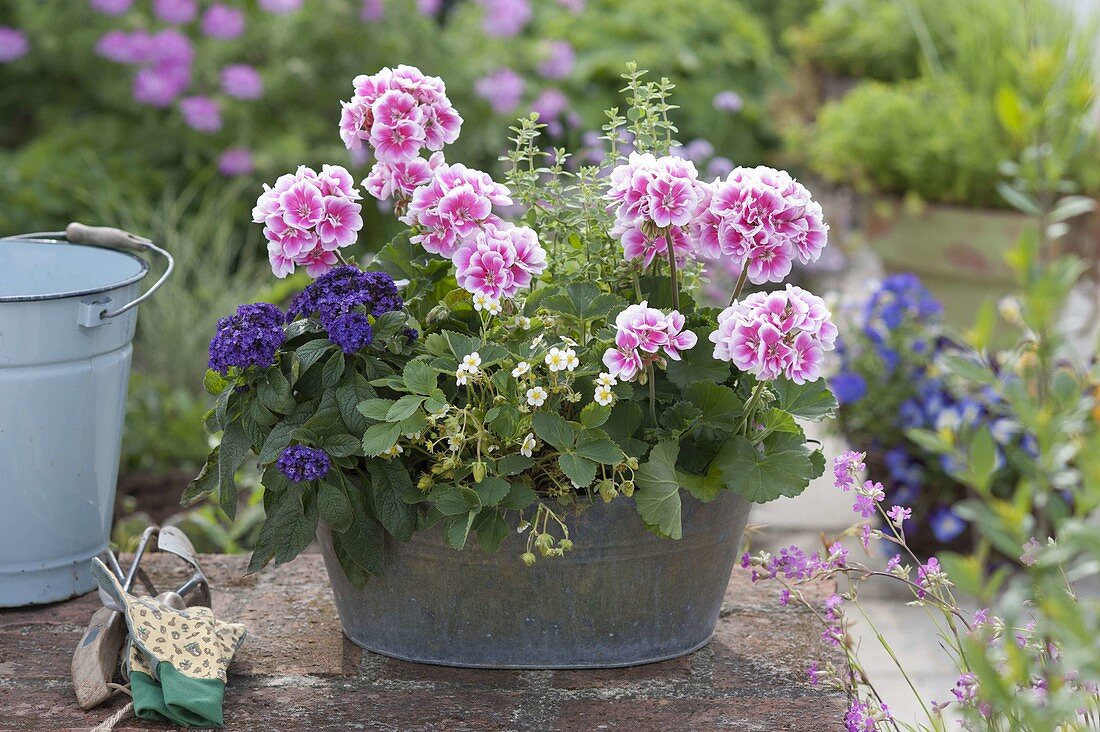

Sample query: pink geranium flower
[453,224,546,300]
[370,118,426,163]
[364,154,441,202]
[602,302,696,382]
[710,285,836,383]
[317,197,364,250]
[279,181,325,229]
[402,162,512,257]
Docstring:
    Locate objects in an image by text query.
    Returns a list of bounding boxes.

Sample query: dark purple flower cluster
[208,302,285,375]
[276,445,331,483]
[286,266,402,321]
[326,312,374,354]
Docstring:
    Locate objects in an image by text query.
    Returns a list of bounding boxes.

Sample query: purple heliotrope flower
[218,148,254,177]
[326,311,374,353]
[208,303,285,375]
[90,0,132,15]
[286,267,403,323]
[202,4,245,39]
[180,96,222,132]
[0,27,30,63]
[474,68,525,115]
[154,0,198,24]
[221,64,263,99]
[276,445,331,483]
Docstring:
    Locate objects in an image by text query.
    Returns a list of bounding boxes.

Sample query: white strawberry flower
[530,334,545,350]
[472,292,492,311]
[455,365,469,386]
[486,298,502,316]
[515,315,532,329]
[520,432,537,457]
[383,443,404,458]
[563,348,580,372]
[596,372,617,387]
[594,385,615,406]
[511,361,531,378]
[545,347,567,372]
[462,352,481,373]
[526,385,548,407]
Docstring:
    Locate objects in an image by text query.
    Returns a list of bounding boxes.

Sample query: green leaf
[772,379,837,422]
[403,360,438,395]
[182,449,219,506]
[715,432,816,503]
[386,394,426,422]
[665,331,731,390]
[295,339,331,372]
[335,378,374,434]
[318,477,353,533]
[474,476,510,506]
[578,402,611,428]
[358,398,395,421]
[362,422,402,457]
[322,433,362,458]
[217,423,250,519]
[487,404,522,440]
[678,469,724,503]
[441,330,481,361]
[444,511,477,550]
[634,439,683,539]
[257,422,295,464]
[575,437,623,465]
[558,453,597,488]
[365,460,417,541]
[501,482,537,510]
[435,485,482,515]
[373,310,408,341]
[683,381,742,430]
[322,350,346,388]
[532,412,575,451]
[203,369,228,396]
[259,367,296,414]
[266,490,319,567]
[605,401,643,441]
[333,513,385,579]
[475,509,509,553]
[967,426,998,494]
[497,453,534,476]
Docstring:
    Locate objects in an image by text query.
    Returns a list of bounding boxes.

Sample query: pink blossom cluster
[606,153,706,268]
[400,161,513,257]
[339,65,462,162]
[253,165,364,278]
[364,152,444,204]
[691,166,828,285]
[602,302,697,382]
[710,285,837,384]
[453,224,547,301]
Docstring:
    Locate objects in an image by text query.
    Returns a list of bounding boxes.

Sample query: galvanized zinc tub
[318,490,751,668]
[0,225,171,607]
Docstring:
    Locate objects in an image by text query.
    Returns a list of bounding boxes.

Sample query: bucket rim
[0,236,149,303]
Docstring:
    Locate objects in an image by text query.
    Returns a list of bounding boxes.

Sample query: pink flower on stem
[691,166,828,283]
[710,285,836,384]
[531,88,569,121]
[607,152,705,265]
[453,224,546,301]
[279,181,325,229]
[133,64,190,107]
[538,40,575,80]
[370,119,426,163]
[364,155,440,202]
[602,302,697,382]
[475,68,525,115]
[477,0,531,37]
[402,162,512,257]
[317,196,364,250]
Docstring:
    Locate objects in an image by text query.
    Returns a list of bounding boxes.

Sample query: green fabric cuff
[131,666,226,728]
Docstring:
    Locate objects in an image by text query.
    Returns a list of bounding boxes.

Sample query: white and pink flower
[691,166,828,285]
[709,285,836,384]
[253,165,364,278]
[401,162,513,257]
[602,302,697,382]
[453,223,546,301]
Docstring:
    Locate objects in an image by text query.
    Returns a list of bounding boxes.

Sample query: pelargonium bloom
[710,285,837,384]
[254,165,364,278]
[401,162,512,257]
[537,40,575,80]
[606,153,705,266]
[207,302,285,375]
[276,445,331,483]
[602,301,697,382]
[691,166,828,284]
[453,223,546,300]
[133,63,191,107]
[154,0,197,24]
[363,152,443,203]
[339,65,462,161]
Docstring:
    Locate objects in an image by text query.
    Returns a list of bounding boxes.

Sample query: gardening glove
[90,559,247,728]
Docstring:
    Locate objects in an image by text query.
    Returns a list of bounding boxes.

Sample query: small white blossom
[486,298,502,316]
[462,352,481,373]
[472,292,492,311]
[545,347,568,372]
[511,361,531,378]
[520,432,537,457]
[530,334,545,350]
[383,444,404,458]
[597,372,617,387]
[455,366,469,386]
[515,315,531,329]
[526,385,548,407]
[594,385,615,406]
[563,348,580,372]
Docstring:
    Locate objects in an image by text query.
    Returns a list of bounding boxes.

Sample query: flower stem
[664,232,680,311]
[647,363,657,424]
[736,381,766,435]
[728,261,750,306]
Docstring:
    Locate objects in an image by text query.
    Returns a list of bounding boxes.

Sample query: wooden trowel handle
[71,607,126,710]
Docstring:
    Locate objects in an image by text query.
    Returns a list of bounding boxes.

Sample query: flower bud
[417,474,434,491]
[619,479,635,497]
[559,539,574,552]
[535,532,554,550]
[625,457,640,470]
[472,461,486,483]
[426,304,451,326]
[521,551,537,567]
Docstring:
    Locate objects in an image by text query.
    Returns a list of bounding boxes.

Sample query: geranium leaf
[633,439,683,539]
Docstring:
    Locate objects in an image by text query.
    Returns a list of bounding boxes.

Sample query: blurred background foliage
[0,0,1095,552]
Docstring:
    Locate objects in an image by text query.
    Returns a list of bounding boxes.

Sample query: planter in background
[0,226,171,607]
[318,490,751,669]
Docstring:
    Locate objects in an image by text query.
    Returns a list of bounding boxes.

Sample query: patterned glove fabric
[91,559,246,727]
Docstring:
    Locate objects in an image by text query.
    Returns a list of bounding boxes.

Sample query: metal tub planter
[318,490,750,669]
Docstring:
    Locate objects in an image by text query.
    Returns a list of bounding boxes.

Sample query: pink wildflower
[452,224,546,300]
[607,152,705,264]
[602,302,696,382]
[402,162,512,257]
